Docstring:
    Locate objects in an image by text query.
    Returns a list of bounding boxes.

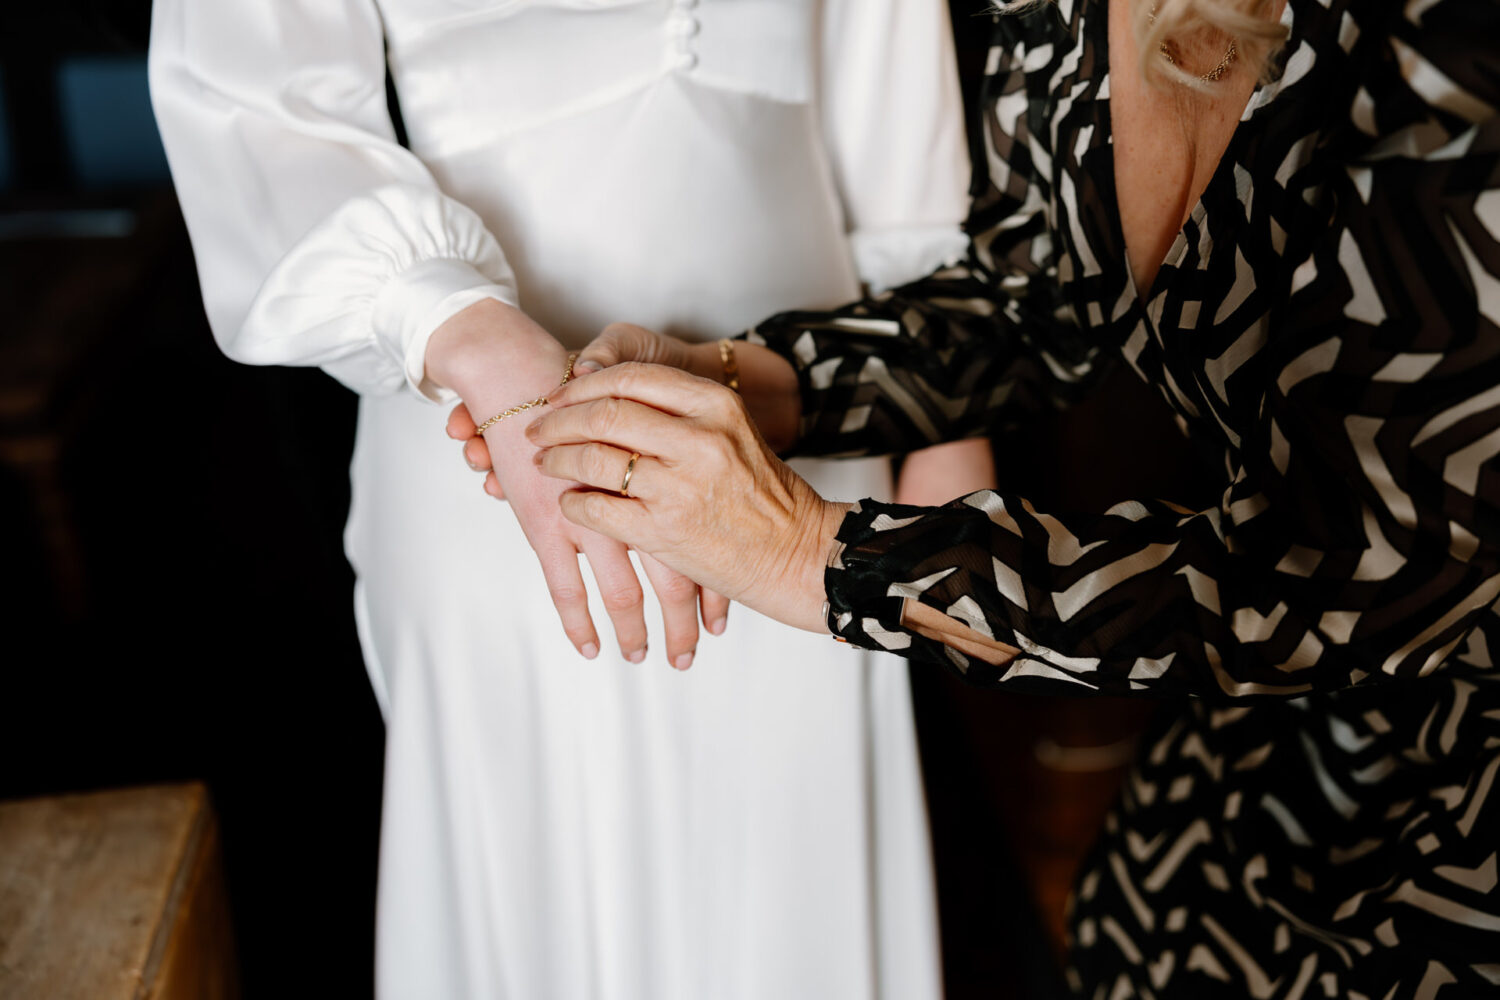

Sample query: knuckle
[710,385,743,421]
[616,361,649,389]
[585,398,619,438]
[584,443,613,484]
[547,580,586,608]
[571,490,610,526]
[602,582,644,613]
[658,574,698,604]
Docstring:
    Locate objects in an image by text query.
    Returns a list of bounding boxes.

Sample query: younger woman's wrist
[424,299,563,401]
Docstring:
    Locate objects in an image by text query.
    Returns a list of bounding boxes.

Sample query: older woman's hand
[527,362,850,634]
[450,323,802,488]
[429,303,731,669]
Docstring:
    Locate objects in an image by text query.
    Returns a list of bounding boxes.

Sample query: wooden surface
[0,783,238,1000]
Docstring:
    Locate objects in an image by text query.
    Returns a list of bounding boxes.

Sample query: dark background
[1,3,382,995]
[0,2,1199,997]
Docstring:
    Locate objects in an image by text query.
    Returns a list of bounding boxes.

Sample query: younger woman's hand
[426,301,723,668]
[447,322,717,489]
[446,400,506,500]
[446,399,732,654]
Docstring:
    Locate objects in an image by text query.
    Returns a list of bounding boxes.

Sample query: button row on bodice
[667,0,700,72]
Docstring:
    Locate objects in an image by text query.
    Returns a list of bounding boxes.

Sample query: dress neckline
[1090,0,1301,313]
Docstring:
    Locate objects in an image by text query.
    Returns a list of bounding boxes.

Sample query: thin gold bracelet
[718,339,740,392]
[474,352,578,435]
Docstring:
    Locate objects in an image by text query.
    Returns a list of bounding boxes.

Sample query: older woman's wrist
[787,499,854,634]
[731,343,802,452]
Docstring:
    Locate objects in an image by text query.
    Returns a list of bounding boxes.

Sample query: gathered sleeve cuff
[238,186,518,401]
[149,0,519,401]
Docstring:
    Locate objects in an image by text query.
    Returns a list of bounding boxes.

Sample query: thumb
[575,322,659,375]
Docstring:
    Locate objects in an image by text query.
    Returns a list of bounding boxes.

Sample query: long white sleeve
[819,0,972,294]
[148,0,519,401]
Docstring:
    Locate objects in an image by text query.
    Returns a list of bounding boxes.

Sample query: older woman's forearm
[674,339,803,453]
[900,599,1019,667]
[729,342,802,453]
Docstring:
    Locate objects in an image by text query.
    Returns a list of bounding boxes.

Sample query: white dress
[149,2,969,997]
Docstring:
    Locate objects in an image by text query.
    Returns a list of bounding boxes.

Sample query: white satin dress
[150,2,969,997]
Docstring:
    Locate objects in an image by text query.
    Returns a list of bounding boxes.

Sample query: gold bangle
[474,352,578,435]
[718,339,740,393]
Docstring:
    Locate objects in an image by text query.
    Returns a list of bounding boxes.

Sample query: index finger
[549,361,723,417]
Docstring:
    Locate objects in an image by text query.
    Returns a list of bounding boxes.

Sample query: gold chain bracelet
[474,352,579,435]
[718,339,740,392]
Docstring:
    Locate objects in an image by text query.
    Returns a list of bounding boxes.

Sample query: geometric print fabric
[748,0,1500,993]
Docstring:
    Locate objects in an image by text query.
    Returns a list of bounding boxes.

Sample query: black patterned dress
[746,0,1500,994]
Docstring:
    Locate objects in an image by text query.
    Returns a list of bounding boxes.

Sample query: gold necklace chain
[1148,6,1238,83]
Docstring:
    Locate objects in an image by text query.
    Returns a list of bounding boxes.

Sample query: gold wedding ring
[619,452,641,498]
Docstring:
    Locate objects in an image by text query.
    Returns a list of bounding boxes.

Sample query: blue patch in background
[57,55,170,190]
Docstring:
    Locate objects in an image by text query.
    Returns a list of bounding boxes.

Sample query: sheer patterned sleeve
[824,3,1500,697]
[750,15,1104,459]
[149,0,518,401]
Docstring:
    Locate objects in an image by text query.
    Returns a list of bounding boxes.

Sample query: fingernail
[627,646,647,664]
[581,642,599,659]
[710,617,727,636]
[576,360,603,374]
[674,651,695,671]
[466,457,481,471]
[525,420,540,440]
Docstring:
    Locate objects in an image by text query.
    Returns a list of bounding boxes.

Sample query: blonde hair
[996,0,1288,89]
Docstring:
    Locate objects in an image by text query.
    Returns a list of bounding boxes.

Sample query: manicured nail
[627,646,647,664]
[525,420,540,440]
[710,617,727,636]
[581,642,599,659]
[674,651,695,671]
[576,359,603,374]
